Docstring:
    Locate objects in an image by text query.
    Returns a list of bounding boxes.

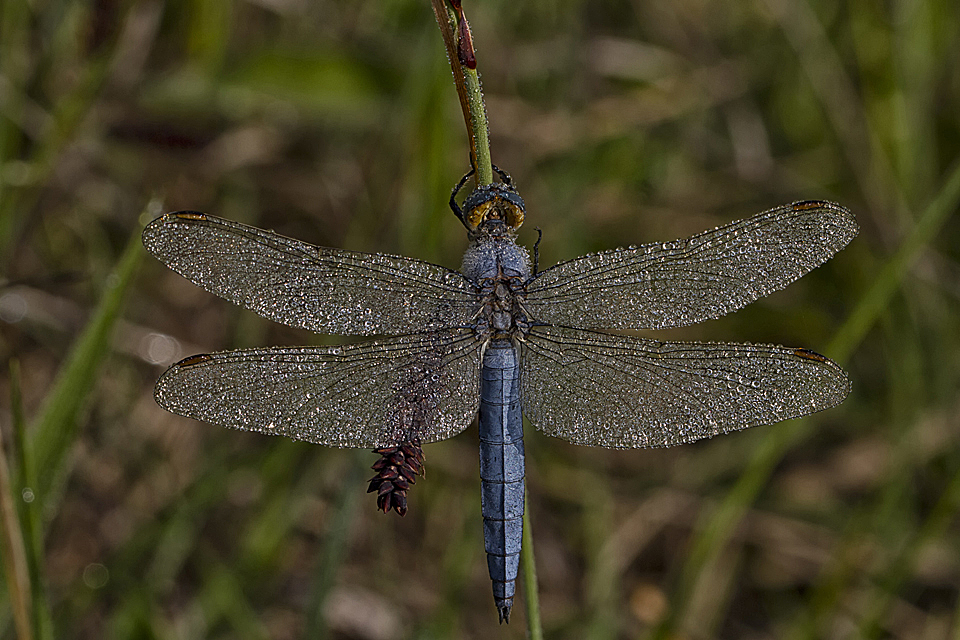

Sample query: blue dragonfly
[142,168,857,622]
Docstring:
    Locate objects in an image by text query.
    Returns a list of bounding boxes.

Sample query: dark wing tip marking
[174,353,214,367]
[791,347,852,402]
[782,201,859,266]
[142,211,209,254]
[170,211,208,221]
[792,200,831,211]
[793,347,829,363]
[155,354,214,407]
[143,211,208,232]
[792,199,859,240]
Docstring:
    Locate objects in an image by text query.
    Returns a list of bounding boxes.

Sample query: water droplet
[83,563,109,589]
[0,292,27,323]
[139,333,181,365]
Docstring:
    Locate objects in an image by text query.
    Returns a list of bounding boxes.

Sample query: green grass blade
[10,357,52,640]
[0,360,33,640]
[28,221,144,508]
[196,563,271,640]
[305,450,365,640]
[14,220,143,639]
[654,162,960,638]
[522,489,544,640]
[855,462,960,638]
[828,160,960,361]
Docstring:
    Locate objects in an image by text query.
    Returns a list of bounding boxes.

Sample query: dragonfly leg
[449,168,476,228]
[532,227,542,276]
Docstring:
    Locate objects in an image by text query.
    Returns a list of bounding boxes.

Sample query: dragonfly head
[463,183,525,233]
[450,166,526,236]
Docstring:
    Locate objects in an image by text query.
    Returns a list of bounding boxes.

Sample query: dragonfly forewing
[524,201,857,331]
[155,329,483,448]
[142,212,480,336]
[519,326,850,449]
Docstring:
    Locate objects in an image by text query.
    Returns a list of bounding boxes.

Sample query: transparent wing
[142,212,479,336]
[525,201,857,331]
[520,326,849,449]
[155,329,482,448]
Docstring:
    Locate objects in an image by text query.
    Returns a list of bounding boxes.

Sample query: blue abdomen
[479,339,524,623]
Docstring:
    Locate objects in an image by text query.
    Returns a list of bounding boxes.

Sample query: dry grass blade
[0,364,32,640]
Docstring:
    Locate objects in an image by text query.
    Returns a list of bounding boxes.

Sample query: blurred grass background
[1,0,959,638]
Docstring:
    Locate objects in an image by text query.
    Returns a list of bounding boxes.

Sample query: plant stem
[305,451,365,639]
[522,490,544,639]
[0,360,33,640]
[429,0,494,185]
[431,1,540,630]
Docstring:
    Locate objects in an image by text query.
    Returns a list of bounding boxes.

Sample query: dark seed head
[400,442,421,458]
[369,438,425,516]
[392,493,408,516]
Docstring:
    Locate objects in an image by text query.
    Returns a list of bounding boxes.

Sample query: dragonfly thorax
[462,231,532,341]
[478,274,529,339]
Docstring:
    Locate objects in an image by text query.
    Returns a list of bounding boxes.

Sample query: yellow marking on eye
[504,203,524,230]
[466,199,526,231]
[467,201,495,230]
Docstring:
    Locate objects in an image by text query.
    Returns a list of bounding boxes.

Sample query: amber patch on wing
[791,200,827,211]
[793,348,829,363]
[176,354,213,367]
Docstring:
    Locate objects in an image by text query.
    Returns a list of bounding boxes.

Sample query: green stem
[0,360,33,640]
[463,65,493,185]
[432,1,535,629]
[522,489,543,638]
[304,451,365,640]
[430,0,494,185]
[12,356,51,640]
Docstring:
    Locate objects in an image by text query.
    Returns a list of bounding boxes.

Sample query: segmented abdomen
[479,340,525,622]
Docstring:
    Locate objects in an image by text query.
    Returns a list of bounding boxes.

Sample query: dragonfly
[142,168,857,623]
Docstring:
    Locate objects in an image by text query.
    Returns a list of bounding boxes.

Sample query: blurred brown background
[1,0,959,638]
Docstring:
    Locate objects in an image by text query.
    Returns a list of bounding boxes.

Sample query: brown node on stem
[457,15,476,68]
[449,0,477,69]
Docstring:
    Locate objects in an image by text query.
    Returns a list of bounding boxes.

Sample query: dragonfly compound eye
[463,184,525,232]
